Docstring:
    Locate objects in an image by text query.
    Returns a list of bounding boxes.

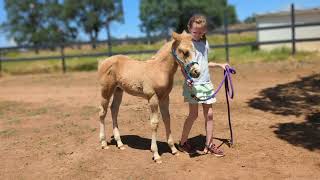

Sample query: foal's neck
[152,41,178,76]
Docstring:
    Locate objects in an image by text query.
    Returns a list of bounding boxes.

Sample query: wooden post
[60,45,66,73]
[291,4,296,55]
[224,10,230,63]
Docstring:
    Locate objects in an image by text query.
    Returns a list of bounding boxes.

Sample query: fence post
[60,45,66,73]
[291,3,296,55]
[224,10,230,63]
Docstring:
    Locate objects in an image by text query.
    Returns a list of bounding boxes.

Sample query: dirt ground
[0,59,319,180]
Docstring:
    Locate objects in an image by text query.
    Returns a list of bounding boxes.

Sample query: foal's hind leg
[111,87,125,150]
[149,96,162,163]
[159,97,178,155]
[99,98,110,149]
[99,86,115,149]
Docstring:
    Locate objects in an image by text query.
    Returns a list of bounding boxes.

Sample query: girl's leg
[180,103,198,145]
[203,103,225,156]
[202,103,214,146]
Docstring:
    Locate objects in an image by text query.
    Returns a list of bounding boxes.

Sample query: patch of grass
[26,107,48,116]
[0,128,17,138]
[6,117,21,124]
[33,128,40,133]
[2,59,62,75]
[0,101,22,111]
[209,45,319,64]
[0,101,26,117]
[80,105,99,120]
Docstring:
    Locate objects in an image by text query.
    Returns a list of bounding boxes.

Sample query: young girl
[178,14,228,157]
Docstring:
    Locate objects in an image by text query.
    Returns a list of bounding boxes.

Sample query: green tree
[139,0,177,37]
[244,14,256,24]
[3,0,77,51]
[43,0,78,48]
[139,0,238,35]
[3,0,45,49]
[64,0,124,49]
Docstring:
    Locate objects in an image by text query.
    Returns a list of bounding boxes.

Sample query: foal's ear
[172,31,181,41]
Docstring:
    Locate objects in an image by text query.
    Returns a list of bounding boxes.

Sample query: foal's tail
[97,58,104,68]
[97,57,117,85]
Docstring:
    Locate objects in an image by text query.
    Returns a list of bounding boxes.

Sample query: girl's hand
[220,63,229,70]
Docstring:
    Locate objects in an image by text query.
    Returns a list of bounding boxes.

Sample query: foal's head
[172,31,200,78]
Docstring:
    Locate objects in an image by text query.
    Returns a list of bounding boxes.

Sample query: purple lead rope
[191,65,236,101]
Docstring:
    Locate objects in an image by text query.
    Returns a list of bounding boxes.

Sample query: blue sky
[0,0,320,47]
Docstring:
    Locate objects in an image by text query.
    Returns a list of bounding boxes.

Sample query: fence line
[0,3,319,73]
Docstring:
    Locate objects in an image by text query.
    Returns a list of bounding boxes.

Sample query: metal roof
[256,7,320,18]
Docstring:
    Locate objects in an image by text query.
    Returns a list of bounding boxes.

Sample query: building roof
[256,7,320,18]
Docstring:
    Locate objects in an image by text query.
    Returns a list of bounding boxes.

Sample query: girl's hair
[187,14,208,41]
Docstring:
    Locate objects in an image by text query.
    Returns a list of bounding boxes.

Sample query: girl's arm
[208,62,229,69]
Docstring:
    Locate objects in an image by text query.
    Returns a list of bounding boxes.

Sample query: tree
[3,0,77,51]
[3,0,45,50]
[44,0,78,48]
[64,0,124,49]
[139,0,177,37]
[139,0,238,35]
[244,14,256,24]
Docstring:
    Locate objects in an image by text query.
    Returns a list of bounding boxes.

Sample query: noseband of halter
[171,48,198,81]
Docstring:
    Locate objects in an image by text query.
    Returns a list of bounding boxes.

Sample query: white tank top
[190,40,212,85]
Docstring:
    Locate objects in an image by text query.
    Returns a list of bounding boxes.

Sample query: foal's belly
[117,79,151,99]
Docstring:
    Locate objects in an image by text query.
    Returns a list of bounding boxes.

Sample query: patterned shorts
[183,82,217,104]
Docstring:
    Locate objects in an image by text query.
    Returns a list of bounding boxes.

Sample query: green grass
[1,32,319,74]
[0,128,17,138]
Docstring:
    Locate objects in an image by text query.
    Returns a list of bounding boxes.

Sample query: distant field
[1,32,319,75]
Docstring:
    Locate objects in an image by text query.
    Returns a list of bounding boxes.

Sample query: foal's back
[98,55,161,99]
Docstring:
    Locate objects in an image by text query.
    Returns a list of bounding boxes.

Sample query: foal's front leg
[149,96,161,163]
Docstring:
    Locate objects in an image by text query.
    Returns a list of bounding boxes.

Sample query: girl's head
[187,14,208,41]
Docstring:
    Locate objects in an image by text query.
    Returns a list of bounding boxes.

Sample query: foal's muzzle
[189,65,200,78]
[186,62,200,78]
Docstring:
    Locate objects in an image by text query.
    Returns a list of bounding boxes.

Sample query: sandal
[204,144,225,157]
[177,141,197,155]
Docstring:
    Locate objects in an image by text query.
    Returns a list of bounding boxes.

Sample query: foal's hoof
[154,159,162,164]
[101,145,109,149]
[172,149,179,156]
[118,145,125,150]
[153,156,162,164]
[101,141,109,149]
[173,151,180,156]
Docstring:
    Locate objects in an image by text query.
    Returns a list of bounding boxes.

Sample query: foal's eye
[184,51,189,57]
[179,49,189,58]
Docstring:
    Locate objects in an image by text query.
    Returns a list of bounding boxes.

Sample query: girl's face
[189,23,207,41]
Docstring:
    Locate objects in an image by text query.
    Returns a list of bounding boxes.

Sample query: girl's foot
[204,144,225,157]
[178,141,196,155]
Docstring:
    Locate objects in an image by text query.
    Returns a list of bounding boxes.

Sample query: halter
[171,48,198,83]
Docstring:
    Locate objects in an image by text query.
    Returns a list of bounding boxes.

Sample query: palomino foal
[97,31,200,163]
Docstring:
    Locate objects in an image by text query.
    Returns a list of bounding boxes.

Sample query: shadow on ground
[109,135,172,155]
[248,74,320,151]
[109,134,227,157]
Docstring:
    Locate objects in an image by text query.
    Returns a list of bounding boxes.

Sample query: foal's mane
[150,40,174,61]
